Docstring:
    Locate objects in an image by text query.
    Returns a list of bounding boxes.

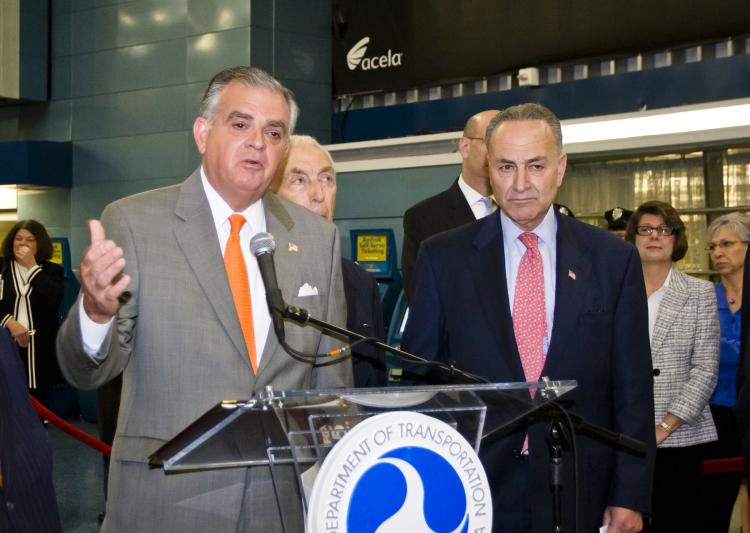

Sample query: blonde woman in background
[699,212,750,532]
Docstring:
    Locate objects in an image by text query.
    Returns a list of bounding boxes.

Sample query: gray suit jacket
[651,266,719,448]
[56,170,352,533]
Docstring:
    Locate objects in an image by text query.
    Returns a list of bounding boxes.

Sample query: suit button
[6,501,14,511]
[653,369,660,376]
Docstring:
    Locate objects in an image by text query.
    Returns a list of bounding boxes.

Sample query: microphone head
[250,232,276,256]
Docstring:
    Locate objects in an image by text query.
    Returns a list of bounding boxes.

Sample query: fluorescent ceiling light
[563,101,750,144]
[0,188,17,210]
[328,98,750,173]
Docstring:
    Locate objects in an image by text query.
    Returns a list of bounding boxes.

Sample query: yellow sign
[356,234,387,262]
[51,242,63,265]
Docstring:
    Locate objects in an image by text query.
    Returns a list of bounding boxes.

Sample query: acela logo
[346,36,404,71]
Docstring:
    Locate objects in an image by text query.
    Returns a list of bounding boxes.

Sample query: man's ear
[556,152,568,187]
[193,117,209,155]
[458,137,471,160]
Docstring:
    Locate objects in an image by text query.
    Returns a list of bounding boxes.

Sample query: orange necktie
[224,214,257,374]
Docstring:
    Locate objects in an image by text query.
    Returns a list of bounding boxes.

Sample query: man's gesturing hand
[80,220,131,323]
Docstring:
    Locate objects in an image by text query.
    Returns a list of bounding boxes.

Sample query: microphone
[250,232,286,341]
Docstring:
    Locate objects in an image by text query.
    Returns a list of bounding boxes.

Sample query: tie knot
[228,214,246,235]
[519,232,538,250]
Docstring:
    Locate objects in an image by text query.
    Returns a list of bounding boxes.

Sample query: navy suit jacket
[342,258,387,387]
[401,179,475,303]
[0,329,62,532]
[402,210,656,532]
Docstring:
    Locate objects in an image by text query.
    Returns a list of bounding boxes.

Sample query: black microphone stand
[532,402,648,533]
[281,303,488,385]
[547,421,566,533]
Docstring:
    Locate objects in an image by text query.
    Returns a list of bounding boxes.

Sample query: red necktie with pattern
[512,232,548,391]
[224,214,257,374]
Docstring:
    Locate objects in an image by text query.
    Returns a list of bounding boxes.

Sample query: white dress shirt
[80,167,272,364]
[458,174,497,219]
[501,206,557,353]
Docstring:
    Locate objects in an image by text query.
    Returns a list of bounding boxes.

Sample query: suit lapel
[544,214,592,376]
[446,180,476,226]
[172,171,251,368]
[471,212,525,382]
[650,266,688,356]
[254,193,296,383]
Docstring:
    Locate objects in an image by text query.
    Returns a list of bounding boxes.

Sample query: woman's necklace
[727,290,741,307]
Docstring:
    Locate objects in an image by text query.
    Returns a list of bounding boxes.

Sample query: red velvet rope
[702,456,746,474]
[30,396,112,456]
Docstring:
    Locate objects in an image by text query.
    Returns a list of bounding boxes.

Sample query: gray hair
[484,103,563,152]
[199,66,300,134]
[287,135,334,169]
[707,212,750,242]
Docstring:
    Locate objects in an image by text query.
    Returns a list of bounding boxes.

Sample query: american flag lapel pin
[288,242,299,253]
[568,269,576,281]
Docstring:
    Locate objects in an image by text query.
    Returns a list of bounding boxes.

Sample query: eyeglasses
[636,225,675,237]
[464,136,484,142]
[705,240,748,253]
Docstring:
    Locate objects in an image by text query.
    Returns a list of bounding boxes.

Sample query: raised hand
[80,220,131,323]
[14,244,37,269]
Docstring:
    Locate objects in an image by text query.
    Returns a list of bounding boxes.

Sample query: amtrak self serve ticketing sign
[307,411,492,532]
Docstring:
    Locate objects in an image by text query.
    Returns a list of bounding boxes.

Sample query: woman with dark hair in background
[0,220,64,405]
[626,200,719,533]
[699,212,750,532]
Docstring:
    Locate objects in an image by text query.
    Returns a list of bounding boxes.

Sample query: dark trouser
[643,443,706,533]
[699,405,743,533]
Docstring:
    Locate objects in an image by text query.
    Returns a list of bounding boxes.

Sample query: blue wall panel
[72,85,188,140]
[116,0,188,47]
[71,6,119,54]
[73,132,189,185]
[72,40,188,97]
[186,27,251,83]
[188,0,250,34]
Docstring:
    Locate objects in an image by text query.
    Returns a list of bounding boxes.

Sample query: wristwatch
[658,421,675,433]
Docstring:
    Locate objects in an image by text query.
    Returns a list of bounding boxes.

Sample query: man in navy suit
[401,109,500,303]
[402,104,655,532]
[0,329,62,532]
[272,134,387,386]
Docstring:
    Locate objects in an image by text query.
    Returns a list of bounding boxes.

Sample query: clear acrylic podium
[149,380,576,532]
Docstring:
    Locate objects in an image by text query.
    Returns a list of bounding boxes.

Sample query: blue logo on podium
[348,446,468,533]
[306,411,492,533]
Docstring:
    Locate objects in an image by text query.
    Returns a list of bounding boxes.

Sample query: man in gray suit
[56,66,352,533]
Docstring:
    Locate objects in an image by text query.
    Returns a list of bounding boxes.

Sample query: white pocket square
[297,283,319,297]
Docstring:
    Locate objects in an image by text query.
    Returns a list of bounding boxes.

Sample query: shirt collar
[458,174,494,208]
[500,205,557,246]
[200,166,266,233]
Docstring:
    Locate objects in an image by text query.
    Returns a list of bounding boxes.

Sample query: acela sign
[346,37,404,71]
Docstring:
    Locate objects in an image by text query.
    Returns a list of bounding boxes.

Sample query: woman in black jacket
[0,220,64,404]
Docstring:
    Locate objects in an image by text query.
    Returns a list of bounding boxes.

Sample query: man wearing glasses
[401,109,500,303]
